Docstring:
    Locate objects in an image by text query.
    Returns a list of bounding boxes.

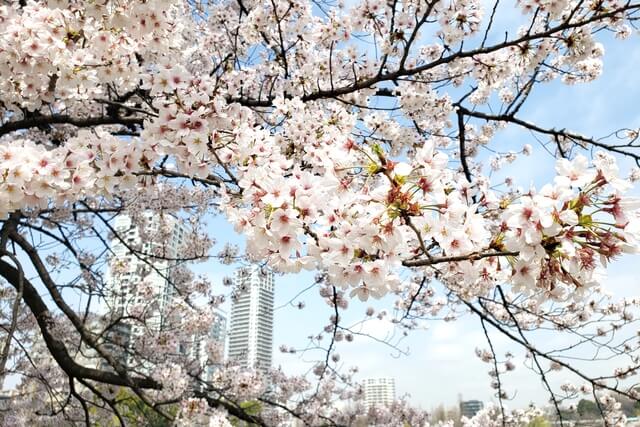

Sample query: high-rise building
[227,265,275,372]
[104,212,218,373]
[97,212,228,380]
[363,377,396,408]
[105,212,187,338]
[460,400,484,418]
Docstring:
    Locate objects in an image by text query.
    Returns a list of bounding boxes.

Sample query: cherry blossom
[1,0,640,424]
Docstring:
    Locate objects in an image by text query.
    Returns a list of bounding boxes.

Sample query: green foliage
[527,416,551,427]
[92,387,177,427]
[229,400,263,427]
[577,399,599,417]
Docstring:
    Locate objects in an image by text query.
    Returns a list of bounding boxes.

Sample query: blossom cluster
[0,132,155,216]
[0,0,635,308]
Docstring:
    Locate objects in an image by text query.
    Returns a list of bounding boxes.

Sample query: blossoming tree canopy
[1,0,640,425]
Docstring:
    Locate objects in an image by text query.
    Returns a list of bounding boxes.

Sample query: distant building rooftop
[460,400,484,418]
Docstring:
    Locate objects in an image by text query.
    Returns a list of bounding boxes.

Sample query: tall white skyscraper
[228,265,275,371]
[103,212,227,378]
[105,212,187,337]
[103,212,188,371]
[363,377,396,408]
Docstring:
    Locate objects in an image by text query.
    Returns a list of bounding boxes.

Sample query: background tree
[576,399,599,418]
[92,388,176,427]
